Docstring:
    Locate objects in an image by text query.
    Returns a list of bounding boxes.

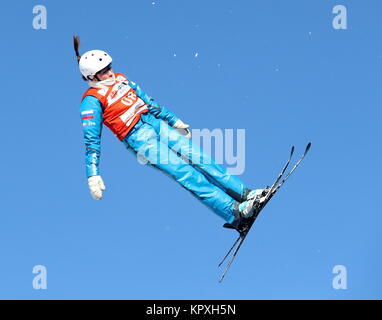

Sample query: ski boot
[245,186,271,201]
[224,189,269,233]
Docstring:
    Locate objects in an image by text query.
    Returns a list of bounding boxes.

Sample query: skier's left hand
[173,119,191,139]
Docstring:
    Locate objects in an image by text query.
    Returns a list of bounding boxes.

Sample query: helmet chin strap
[87,74,100,81]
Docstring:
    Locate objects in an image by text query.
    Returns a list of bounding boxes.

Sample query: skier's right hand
[87,175,106,200]
[173,119,191,139]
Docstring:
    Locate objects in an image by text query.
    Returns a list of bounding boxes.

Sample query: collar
[87,73,116,89]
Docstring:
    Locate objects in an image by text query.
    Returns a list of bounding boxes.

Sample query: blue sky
[0,0,381,299]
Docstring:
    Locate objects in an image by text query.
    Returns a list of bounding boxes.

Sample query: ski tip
[290,146,295,156]
[305,142,312,152]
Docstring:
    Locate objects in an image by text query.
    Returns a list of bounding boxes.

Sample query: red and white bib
[82,73,148,140]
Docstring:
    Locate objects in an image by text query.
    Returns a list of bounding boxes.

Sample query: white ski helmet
[79,50,112,79]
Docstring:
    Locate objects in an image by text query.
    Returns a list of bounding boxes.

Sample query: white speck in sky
[173,53,177,57]
[275,68,279,72]
[152,1,156,5]
[194,52,199,58]
[309,31,312,36]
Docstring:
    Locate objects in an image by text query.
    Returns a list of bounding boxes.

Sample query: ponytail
[73,35,87,81]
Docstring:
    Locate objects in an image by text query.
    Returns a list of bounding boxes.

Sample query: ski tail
[218,235,241,268]
[219,234,246,283]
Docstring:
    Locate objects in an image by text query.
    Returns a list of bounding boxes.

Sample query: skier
[73,36,267,232]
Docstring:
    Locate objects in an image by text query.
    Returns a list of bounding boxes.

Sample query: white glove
[87,175,106,200]
[173,119,191,139]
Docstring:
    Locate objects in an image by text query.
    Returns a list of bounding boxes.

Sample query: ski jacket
[79,72,180,177]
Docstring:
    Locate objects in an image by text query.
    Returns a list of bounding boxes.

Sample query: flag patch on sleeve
[81,110,94,120]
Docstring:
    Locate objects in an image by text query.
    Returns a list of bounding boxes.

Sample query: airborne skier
[73,36,267,232]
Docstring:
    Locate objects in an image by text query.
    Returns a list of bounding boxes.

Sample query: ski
[218,142,311,283]
[218,145,295,268]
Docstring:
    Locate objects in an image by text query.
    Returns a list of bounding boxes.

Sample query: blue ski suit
[80,78,249,224]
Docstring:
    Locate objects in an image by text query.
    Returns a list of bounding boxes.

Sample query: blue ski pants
[122,113,248,224]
